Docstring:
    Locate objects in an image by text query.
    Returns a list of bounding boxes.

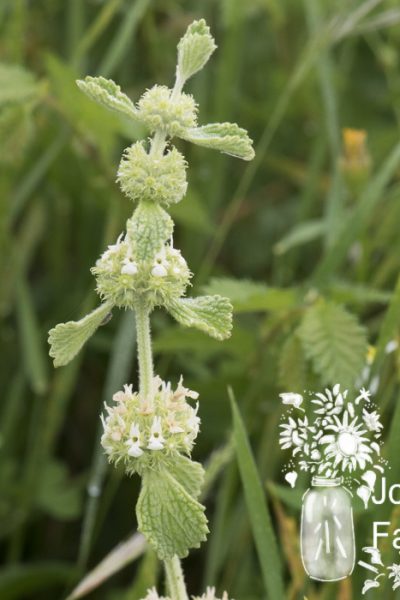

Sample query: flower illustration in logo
[279,384,386,583]
[362,408,383,432]
[320,411,376,472]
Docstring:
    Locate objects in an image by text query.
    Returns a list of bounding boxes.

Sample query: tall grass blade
[230,389,285,599]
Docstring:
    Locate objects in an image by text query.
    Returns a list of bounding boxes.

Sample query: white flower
[355,387,371,405]
[125,422,143,457]
[388,563,400,590]
[174,376,199,401]
[151,264,168,277]
[147,416,165,450]
[362,546,383,566]
[362,409,383,432]
[121,259,138,275]
[151,248,170,277]
[279,416,310,452]
[311,386,345,416]
[279,392,303,409]
[362,579,380,594]
[186,402,201,436]
[321,411,373,472]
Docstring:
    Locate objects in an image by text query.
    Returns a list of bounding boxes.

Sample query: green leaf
[164,455,204,499]
[279,334,307,392]
[0,63,40,106]
[182,122,255,161]
[126,202,174,261]
[203,277,298,312]
[274,219,325,255]
[177,19,216,83]
[165,295,233,340]
[36,460,82,520]
[16,277,48,395]
[230,390,285,599]
[76,75,137,120]
[48,301,113,367]
[298,300,368,387]
[136,469,208,559]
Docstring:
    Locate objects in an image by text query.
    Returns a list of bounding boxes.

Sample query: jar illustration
[301,476,355,581]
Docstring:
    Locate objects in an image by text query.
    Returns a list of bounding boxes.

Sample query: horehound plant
[48,19,254,600]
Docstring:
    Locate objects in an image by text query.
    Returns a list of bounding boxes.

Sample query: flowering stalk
[48,19,254,599]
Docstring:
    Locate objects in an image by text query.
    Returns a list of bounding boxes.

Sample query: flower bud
[177,19,217,83]
[137,85,197,136]
[117,141,187,205]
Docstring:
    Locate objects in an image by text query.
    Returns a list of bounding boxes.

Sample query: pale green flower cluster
[117,141,187,206]
[137,85,197,136]
[101,376,200,474]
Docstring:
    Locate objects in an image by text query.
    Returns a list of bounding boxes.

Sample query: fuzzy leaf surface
[164,455,204,499]
[166,295,233,340]
[136,469,208,559]
[127,203,174,261]
[182,122,255,160]
[298,301,368,387]
[76,76,137,120]
[48,301,113,367]
[177,19,216,82]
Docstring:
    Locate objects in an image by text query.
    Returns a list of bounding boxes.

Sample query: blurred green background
[3,0,400,598]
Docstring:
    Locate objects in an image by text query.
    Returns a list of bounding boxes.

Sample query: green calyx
[137,85,198,136]
[117,141,187,206]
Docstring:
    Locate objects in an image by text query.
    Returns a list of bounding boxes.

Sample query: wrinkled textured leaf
[48,301,113,367]
[166,295,232,340]
[126,203,174,261]
[298,301,368,387]
[76,75,137,120]
[136,469,208,559]
[182,122,254,160]
[164,455,204,499]
[177,19,216,82]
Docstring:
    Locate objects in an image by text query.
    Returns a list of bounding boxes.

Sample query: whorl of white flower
[117,141,188,206]
[91,234,191,311]
[101,376,201,474]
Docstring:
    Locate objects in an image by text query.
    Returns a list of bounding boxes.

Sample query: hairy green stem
[135,299,154,403]
[136,70,191,600]
[164,556,189,600]
[135,298,188,598]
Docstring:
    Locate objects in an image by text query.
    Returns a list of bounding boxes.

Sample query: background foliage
[2,0,400,598]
